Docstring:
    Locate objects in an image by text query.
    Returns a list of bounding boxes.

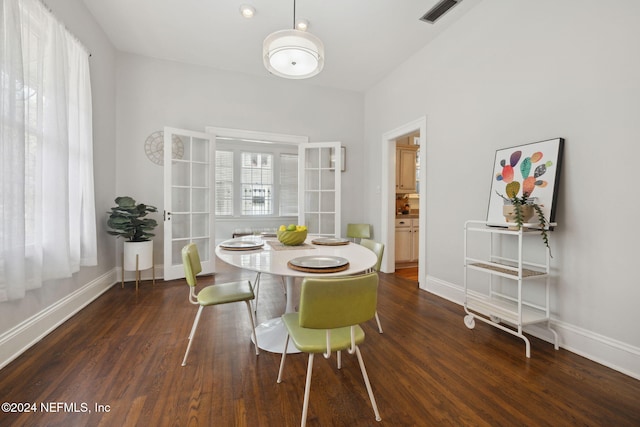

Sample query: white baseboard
[423,275,640,380]
[0,270,117,370]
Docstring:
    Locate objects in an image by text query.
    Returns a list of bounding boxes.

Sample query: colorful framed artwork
[487,138,564,227]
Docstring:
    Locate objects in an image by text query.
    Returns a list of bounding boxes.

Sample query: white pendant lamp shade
[263,29,324,79]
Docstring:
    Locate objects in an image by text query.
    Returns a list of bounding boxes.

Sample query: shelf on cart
[469,262,546,278]
[466,295,548,326]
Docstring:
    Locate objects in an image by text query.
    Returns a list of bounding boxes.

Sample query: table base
[253,317,300,354]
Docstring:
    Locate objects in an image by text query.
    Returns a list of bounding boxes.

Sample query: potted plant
[496,182,551,256]
[107,196,158,271]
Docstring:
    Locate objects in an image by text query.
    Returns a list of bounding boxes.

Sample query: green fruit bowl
[277,229,308,246]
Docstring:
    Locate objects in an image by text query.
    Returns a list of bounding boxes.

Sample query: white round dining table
[215,235,378,353]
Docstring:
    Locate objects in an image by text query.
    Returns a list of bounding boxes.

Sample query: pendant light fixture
[263,0,324,79]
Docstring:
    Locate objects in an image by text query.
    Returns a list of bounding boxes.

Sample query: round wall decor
[144,131,184,165]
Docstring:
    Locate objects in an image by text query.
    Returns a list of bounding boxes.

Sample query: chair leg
[245,301,259,355]
[354,346,381,422]
[337,351,342,369]
[277,334,290,383]
[301,353,315,427]
[375,311,383,334]
[252,272,261,314]
[181,305,204,366]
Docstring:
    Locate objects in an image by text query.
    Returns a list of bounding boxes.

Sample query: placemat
[267,241,315,251]
[287,261,349,273]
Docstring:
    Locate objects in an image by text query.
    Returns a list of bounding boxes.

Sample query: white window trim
[205,127,308,147]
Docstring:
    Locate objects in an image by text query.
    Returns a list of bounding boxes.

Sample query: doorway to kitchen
[394,131,420,281]
[379,117,427,289]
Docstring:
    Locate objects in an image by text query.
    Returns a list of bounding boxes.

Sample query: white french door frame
[163,127,217,280]
[380,117,427,288]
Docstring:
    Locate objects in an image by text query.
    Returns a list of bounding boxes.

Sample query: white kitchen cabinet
[396,145,418,193]
[395,218,419,262]
[412,221,419,261]
[463,220,559,358]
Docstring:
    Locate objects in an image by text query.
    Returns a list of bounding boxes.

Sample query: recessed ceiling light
[295,18,309,31]
[239,4,255,19]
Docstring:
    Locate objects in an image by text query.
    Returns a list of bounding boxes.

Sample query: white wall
[365,0,640,377]
[0,0,118,366]
[115,54,365,266]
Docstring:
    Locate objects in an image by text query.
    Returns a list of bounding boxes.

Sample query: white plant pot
[123,240,153,271]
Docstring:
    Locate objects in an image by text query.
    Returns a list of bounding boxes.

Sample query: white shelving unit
[463,220,559,358]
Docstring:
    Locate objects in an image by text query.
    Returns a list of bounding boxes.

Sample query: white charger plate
[311,237,350,246]
[288,255,349,269]
[219,239,264,251]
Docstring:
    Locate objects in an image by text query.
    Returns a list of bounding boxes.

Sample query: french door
[298,142,342,237]
[163,127,216,280]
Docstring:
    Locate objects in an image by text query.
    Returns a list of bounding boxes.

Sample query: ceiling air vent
[420,0,462,24]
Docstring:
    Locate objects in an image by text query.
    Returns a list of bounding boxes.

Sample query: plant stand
[121,241,155,291]
[121,252,155,291]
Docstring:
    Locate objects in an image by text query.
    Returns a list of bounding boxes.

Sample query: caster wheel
[464,315,475,329]
[490,315,502,324]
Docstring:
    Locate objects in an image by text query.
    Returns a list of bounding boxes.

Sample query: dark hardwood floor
[394,267,418,282]
[1,269,639,426]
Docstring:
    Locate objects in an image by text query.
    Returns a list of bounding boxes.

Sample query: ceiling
[81,0,482,92]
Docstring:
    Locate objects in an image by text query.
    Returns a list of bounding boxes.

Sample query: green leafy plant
[107,196,158,242]
[497,181,552,256]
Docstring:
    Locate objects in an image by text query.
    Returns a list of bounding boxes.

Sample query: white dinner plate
[219,239,264,250]
[311,237,350,246]
[288,255,349,269]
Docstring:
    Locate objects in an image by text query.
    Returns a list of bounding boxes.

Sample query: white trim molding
[0,270,117,370]
[380,116,427,281]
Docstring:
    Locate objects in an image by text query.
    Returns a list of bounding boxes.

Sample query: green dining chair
[276,272,381,427]
[359,238,385,333]
[346,223,371,243]
[181,243,259,366]
[360,238,384,273]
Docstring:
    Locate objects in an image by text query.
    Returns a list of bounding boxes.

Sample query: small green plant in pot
[107,196,158,242]
[107,196,158,274]
[497,181,552,256]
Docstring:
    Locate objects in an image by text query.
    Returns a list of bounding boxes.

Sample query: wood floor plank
[0,269,639,426]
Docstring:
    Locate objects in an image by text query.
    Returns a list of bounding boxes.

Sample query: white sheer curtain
[0,0,96,301]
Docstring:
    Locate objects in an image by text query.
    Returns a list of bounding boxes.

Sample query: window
[279,153,298,216]
[241,152,273,215]
[0,0,96,301]
[214,142,298,217]
[215,150,234,215]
